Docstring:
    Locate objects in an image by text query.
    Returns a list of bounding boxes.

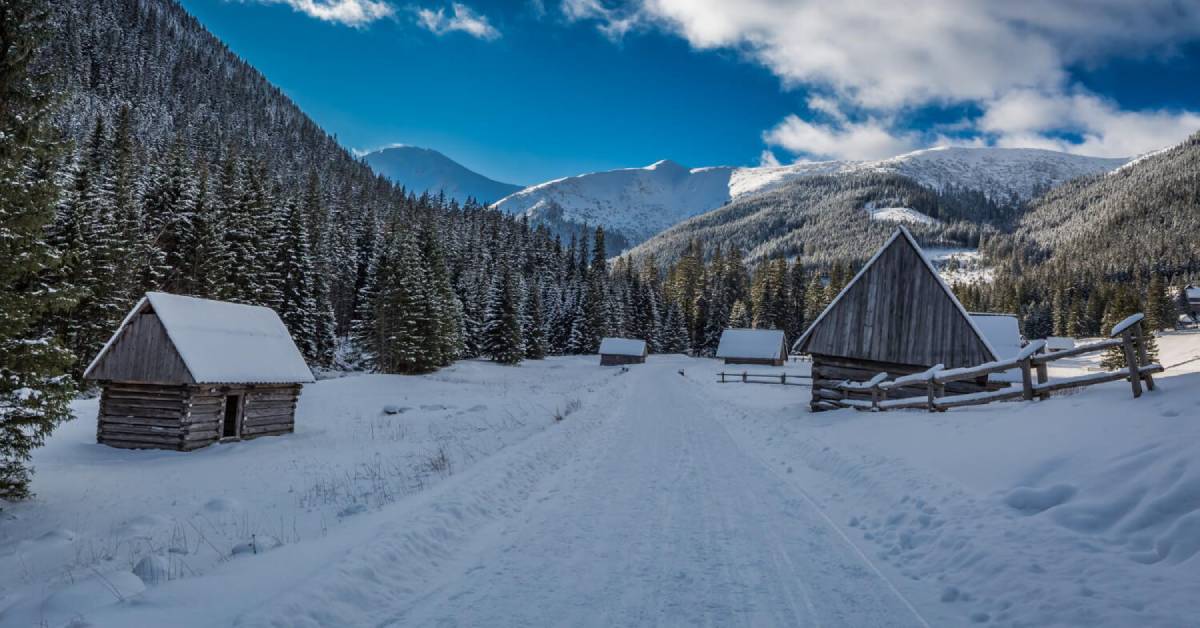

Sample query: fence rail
[717,371,812,386]
[815,313,1162,413]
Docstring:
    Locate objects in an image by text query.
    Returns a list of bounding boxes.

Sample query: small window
[223,395,241,439]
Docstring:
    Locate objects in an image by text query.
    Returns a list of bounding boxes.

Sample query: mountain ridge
[364,146,522,204]
[491,147,1129,251]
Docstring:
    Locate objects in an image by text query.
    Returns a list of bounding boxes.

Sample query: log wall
[600,354,645,366]
[97,382,302,450]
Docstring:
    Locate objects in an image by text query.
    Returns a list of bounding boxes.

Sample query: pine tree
[523,278,546,360]
[419,217,463,366]
[1145,274,1173,331]
[179,162,229,299]
[0,0,78,499]
[482,265,524,364]
[364,228,438,374]
[274,197,318,361]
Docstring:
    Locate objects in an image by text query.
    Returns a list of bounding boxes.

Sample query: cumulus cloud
[248,0,395,27]
[763,114,919,161]
[979,90,1200,157]
[416,3,501,40]
[568,0,1200,159]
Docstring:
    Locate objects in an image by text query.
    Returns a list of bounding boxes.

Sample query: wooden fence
[717,371,812,386]
[815,313,1163,412]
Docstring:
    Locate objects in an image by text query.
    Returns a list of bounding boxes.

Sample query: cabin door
[222,394,242,439]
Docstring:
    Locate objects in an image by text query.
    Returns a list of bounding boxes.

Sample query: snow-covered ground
[3,333,1199,627]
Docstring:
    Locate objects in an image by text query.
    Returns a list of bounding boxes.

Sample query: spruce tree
[482,266,524,364]
[274,197,318,361]
[523,278,547,360]
[0,0,77,499]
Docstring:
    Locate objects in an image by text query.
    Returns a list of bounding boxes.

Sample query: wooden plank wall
[802,236,993,369]
[601,354,645,366]
[87,311,194,384]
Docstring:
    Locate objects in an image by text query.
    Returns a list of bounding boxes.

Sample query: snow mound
[868,206,940,226]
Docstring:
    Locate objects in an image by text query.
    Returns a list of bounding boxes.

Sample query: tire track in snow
[382,361,926,627]
[684,371,933,628]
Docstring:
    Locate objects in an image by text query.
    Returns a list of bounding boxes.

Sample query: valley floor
[3,334,1200,627]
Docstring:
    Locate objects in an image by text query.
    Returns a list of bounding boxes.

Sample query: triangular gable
[83,298,195,384]
[793,227,998,368]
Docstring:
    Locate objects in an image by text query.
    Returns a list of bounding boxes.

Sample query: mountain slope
[493,148,1127,250]
[995,131,1200,277]
[364,146,521,204]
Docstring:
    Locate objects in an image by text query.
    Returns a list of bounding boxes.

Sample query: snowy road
[381,362,928,627]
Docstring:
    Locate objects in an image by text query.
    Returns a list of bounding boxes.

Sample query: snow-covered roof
[85,292,314,384]
[969,313,1022,382]
[716,329,785,360]
[599,337,646,356]
[969,314,1022,360]
[1186,286,1200,300]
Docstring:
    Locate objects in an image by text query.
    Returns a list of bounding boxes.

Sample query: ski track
[372,362,926,627]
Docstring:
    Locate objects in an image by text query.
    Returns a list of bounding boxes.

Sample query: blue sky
[182,1,1200,185]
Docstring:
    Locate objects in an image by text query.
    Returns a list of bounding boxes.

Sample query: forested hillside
[628,172,1008,267]
[952,132,1200,341]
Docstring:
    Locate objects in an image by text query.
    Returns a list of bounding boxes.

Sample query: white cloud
[248,0,395,27]
[589,0,1200,109]
[561,0,639,39]
[568,0,1200,159]
[763,114,918,161]
[979,90,1200,157]
[416,3,501,40]
[757,149,781,168]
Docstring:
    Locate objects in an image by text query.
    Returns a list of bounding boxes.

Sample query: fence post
[781,373,786,385]
[1020,356,1035,401]
[1132,321,1156,391]
[1121,330,1142,398]
[742,371,747,383]
[1035,345,1049,401]
[719,372,725,383]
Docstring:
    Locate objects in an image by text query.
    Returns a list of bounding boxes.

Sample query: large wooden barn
[716,328,788,366]
[793,227,1001,410]
[83,292,315,451]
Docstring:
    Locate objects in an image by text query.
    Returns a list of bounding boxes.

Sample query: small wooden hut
[716,329,787,366]
[793,227,1001,409]
[83,292,315,451]
[1185,285,1200,319]
[599,338,647,365]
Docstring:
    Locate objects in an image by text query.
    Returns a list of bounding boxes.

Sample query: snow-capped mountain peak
[491,147,1129,250]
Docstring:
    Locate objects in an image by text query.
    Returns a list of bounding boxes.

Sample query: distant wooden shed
[716,329,788,366]
[793,227,1001,409]
[1185,285,1200,318]
[83,292,315,451]
[599,337,647,365]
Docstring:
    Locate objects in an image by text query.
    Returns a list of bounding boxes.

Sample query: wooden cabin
[716,328,788,366]
[83,292,315,451]
[1185,285,1200,319]
[599,337,647,365]
[793,227,1002,410]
